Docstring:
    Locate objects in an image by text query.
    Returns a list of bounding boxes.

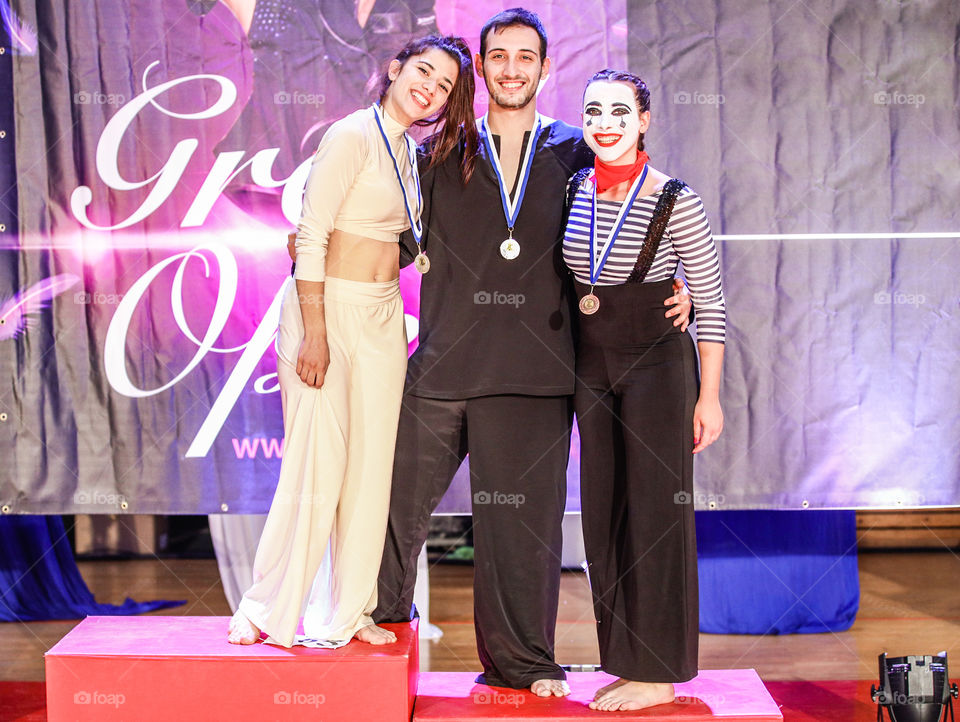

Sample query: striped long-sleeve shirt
[562,177,726,344]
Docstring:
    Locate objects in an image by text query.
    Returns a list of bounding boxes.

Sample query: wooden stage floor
[1,550,957,687]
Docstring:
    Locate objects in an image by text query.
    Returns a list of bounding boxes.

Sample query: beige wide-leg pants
[238,276,407,647]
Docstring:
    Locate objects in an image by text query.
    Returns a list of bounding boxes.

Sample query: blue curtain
[697,510,859,634]
[0,516,184,622]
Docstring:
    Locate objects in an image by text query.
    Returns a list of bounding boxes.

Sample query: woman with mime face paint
[562,69,726,712]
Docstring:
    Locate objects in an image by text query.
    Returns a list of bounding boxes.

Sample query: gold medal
[579,293,600,315]
[414,252,430,274]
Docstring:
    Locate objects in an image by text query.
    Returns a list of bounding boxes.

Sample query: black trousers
[374,393,571,688]
[573,278,700,683]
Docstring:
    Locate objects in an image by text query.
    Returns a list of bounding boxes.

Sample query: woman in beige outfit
[227,35,478,647]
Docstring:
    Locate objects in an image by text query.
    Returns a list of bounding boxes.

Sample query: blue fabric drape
[697,510,859,634]
[0,516,184,622]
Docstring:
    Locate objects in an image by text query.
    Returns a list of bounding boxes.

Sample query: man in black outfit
[372,8,690,695]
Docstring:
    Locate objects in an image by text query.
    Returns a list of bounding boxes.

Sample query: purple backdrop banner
[2,0,958,513]
[2,0,624,513]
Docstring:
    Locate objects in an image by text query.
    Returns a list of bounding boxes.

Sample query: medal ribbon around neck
[372,103,425,252]
[479,113,542,236]
[589,163,649,285]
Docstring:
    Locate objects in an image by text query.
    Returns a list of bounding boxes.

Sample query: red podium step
[45,616,418,721]
[413,670,782,720]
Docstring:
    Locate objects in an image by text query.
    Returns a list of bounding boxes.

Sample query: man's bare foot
[530,679,571,697]
[593,677,628,700]
[354,623,397,645]
[227,610,261,645]
[589,680,674,711]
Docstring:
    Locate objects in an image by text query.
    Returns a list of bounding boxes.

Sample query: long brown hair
[378,35,479,184]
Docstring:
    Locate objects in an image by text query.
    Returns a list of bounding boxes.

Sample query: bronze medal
[579,293,600,315]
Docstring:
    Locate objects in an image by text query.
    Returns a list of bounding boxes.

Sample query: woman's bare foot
[593,677,628,700]
[530,679,571,697]
[354,623,397,645]
[590,680,674,711]
[227,610,261,645]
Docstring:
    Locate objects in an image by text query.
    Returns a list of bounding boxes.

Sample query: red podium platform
[45,616,418,721]
[413,670,782,721]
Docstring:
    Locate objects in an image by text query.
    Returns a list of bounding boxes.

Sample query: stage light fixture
[872,652,958,722]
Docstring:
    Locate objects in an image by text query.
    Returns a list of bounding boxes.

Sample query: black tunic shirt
[402,119,593,399]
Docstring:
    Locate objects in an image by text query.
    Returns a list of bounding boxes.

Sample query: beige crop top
[293,105,417,282]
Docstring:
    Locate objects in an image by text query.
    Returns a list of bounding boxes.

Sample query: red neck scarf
[594,151,650,194]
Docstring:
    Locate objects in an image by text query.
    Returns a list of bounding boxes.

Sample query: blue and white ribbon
[478,113,542,234]
[372,103,423,246]
[588,164,649,284]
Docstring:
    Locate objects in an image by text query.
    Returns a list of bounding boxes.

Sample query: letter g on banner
[70,61,238,231]
[104,243,238,397]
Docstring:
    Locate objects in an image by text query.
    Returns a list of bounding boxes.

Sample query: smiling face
[582,80,649,164]
[383,47,460,126]
[475,25,550,110]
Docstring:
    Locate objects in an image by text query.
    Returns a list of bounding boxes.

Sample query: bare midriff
[325,229,400,282]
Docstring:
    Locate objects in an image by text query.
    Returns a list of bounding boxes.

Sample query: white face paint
[582,81,644,164]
